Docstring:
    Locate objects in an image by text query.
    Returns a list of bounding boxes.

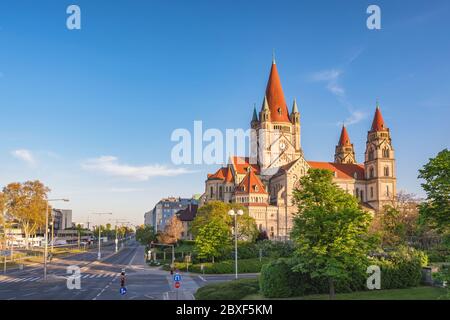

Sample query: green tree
[135,225,156,245]
[191,201,257,241]
[418,149,450,236]
[195,217,231,263]
[291,169,373,299]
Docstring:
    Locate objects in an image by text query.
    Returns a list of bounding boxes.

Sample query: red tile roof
[207,167,227,180]
[235,169,268,195]
[307,161,365,180]
[338,125,351,146]
[265,61,290,123]
[371,107,386,131]
[231,156,260,175]
[225,167,234,183]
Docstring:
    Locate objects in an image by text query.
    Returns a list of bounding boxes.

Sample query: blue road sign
[173,273,181,282]
[120,287,127,295]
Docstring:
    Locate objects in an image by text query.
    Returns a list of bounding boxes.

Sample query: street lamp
[228,209,243,280]
[109,219,129,253]
[91,212,112,260]
[44,198,69,281]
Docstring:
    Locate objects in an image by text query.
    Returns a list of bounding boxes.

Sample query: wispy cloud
[310,69,345,97]
[81,156,193,181]
[340,110,368,126]
[11,149,36,166]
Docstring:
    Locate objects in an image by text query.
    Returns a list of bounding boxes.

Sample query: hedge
[163,257,271,274]
[260,247,426,298]
[195,278,260,300]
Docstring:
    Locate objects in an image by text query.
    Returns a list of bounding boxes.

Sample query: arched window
[370,187,374,198]
[368,148,375,161]
[386,185,390,196]
[384,166,389,177]
[383,147,390,158]
[355,188,359,199]
[369,167,375,178]
[360,190,364,201]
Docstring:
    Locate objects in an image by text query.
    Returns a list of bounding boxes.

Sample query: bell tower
[364,103,396,211]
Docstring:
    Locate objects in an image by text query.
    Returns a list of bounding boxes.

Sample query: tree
[194,217,231,263]
[157,216,183,244]
[291,169,373,299]
[370,193,422,248]
[3,181,50,248]
[135,225,156,245]
[191,201,258,241]
[418,149,450,236]
[0,192,5,250]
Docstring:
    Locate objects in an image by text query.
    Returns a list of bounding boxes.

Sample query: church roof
[307,161,365,180]
[235,168,268,195]
[265,61,291,123]
[207,167,234,183]
[230,156,260,175]
[338,125,351,146]
[371,106,386,131]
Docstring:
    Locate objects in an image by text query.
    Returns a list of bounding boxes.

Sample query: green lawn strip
[243,286,449,300]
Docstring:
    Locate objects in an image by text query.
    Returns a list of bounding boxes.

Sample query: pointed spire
[252,104,258,122]
[338,125,351,146]
[291,98,299,114]
[371,103,386,131]
[261,95,270,111]
[265,58,290,122]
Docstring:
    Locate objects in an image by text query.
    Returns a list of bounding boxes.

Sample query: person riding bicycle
[120,271,126,287]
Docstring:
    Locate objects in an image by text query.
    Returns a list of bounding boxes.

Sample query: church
[202,58,397,241]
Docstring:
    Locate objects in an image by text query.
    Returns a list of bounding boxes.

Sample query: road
[0,242,256,300]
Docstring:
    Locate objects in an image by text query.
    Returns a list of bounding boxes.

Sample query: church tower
[364,103,396,211]
[334,125,356,164]
[254,57,302,174]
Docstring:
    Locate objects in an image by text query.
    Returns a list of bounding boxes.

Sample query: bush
[259,258,366,298]
[259,247,425,298]
[259,259,301,298]
[373,246,425,289]
[195,278,260,300]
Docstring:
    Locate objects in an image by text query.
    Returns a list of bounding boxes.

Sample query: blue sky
[0,0,449,226]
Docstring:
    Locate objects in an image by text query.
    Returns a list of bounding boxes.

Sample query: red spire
[371,106,386,131]
[265,61,290,122]
[338,125,351,146]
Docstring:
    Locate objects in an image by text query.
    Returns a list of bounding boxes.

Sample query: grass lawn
[244,286,449,300]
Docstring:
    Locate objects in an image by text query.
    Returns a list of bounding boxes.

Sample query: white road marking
[198,276,207,282]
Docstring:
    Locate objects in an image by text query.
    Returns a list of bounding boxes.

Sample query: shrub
[195,278,260,300]
[163,258,271,274]
[259,259,299,298]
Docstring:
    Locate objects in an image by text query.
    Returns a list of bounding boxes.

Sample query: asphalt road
[0,243,258,300]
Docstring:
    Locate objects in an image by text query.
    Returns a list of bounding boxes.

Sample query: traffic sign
[173,273,181,282]
[120,287,127,295]
[174,281,181,289]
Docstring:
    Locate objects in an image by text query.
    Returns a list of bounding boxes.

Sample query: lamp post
[44,198,69,281]
[91,212,112,260]
[109,219,129,253]
[228,209,243,280]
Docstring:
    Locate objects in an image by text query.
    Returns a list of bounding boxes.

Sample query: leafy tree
[3,181,50,248]
[158,216,183,244]
[291,169,373,299]
[371,205,406,247]
[192,201,257,241]
[418,149,450,236]
[135,225,156,245]
[195,217,231,263]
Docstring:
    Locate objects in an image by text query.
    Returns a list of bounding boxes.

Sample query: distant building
[52,209,72,231]
[176,203,198,240]
[144,197,198,232]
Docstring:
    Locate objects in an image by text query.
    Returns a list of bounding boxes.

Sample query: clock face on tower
[279,141,286,150]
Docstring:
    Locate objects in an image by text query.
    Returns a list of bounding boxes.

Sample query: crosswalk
[0,272,118,283]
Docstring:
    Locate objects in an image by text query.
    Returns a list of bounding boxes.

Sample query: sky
[0,0,449,226]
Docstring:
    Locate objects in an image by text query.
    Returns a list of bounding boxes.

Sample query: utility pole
[44,199,69,281]
[109,219,129,253]
[91,212,112,260]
